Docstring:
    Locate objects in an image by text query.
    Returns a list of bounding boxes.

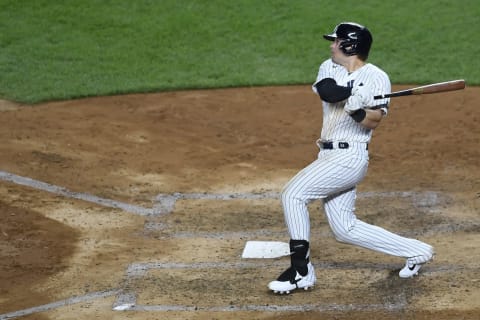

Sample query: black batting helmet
[323,22,373,60]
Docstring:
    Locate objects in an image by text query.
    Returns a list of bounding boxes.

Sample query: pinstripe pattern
[282,59,434,264]
[312,59,391,143]
[283,146,368,240]
[323,189,433,263]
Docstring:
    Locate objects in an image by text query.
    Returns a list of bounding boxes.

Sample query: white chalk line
[124,260,398,277]
[126,302,406,312]
[0,171,446,217]
[0,171,154,215]
[0,289,119,320]
[124,260,466,278]
[2,172,457,240]
[1,171,455,238]
[0,170,455,315]
[112,260,467,313]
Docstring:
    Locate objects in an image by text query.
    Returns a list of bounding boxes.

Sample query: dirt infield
[0,85,478,320]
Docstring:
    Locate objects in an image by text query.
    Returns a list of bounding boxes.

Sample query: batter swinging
[268,22,434,294]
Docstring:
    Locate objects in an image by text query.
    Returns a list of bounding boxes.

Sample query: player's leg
[269,155,367,293]
[281,154,368,240]
[323,188,434,277]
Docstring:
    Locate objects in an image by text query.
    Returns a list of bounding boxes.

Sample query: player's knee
[331,227,355,244]
[333,232,350,243]
[281,185,303,206]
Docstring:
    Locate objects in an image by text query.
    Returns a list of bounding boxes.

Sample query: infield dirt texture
[0,85,479,319]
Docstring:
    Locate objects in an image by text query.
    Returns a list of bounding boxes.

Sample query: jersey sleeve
[312,59,336,95]
[370,69,391,115]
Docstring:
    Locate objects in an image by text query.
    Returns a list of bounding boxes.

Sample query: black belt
[321,142,368,150]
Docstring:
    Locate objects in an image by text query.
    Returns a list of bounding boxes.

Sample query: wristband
[350,109,366,122]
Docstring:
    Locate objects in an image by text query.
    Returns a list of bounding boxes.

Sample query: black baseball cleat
[268,239,316,294]
[268,262,316,294]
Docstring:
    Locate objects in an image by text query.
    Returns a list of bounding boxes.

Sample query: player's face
[330,39,348,65]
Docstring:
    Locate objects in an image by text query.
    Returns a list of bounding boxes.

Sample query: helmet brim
[323,33,336,41]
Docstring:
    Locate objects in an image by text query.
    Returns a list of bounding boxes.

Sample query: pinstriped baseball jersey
[312,58,391,143]
[269,23,434,292]
[280,58,434,265]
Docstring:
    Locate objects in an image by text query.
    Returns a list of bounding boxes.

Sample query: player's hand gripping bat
[374,79,465,100]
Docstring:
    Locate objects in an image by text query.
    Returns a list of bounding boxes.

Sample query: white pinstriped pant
[282,144,433,264]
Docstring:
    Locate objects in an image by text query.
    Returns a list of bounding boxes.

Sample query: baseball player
[268,22,435,294]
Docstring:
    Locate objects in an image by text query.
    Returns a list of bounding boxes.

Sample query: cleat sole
[270,286,313,295]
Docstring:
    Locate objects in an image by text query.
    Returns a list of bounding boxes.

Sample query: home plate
[241,241,290,258]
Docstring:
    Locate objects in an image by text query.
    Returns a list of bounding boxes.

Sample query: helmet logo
[348,32,358,39]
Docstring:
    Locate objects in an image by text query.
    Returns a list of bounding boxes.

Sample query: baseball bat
[374,79,465,100]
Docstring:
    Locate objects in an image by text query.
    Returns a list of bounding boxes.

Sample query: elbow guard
[314,78,352,103]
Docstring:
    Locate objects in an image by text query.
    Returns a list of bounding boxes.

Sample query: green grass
[0,0,478,103]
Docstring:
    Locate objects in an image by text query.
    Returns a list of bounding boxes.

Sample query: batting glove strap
[350,109,367,122]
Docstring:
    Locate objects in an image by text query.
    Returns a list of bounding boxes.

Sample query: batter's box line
[113,260,466,313]
[122,260,464,277]
[113,260,411,312]
[153,190,444,215]
[0,289,119,320]
[122,302,407,312]
[0,170,445,216]
[0,171,153,215]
